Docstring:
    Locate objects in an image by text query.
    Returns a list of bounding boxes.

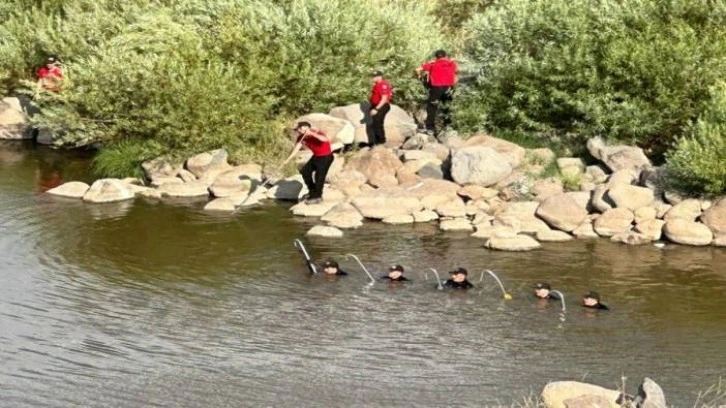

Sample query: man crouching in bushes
[280,121,334,205]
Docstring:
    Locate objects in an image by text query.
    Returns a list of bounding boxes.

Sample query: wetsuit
[380,276,409,282]
[583,303,609,310]
[443,279,473,289]
[334,270,348,276]
[535,293,560,301]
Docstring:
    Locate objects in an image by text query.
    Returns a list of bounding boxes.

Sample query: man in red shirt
[416,49,458,137]
[368,70,393,146]
[280,121,334,205]
[36,56,64,92]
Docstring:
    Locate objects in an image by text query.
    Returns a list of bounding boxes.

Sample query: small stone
[635,219,665,241]
[306,225,344,238]
[412,210,439,223]
[439,218,474,232]
[611,231,653,245]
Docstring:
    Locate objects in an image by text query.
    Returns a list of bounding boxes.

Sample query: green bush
[665,82,726,195]
[457,0,726,159]
[1,0,443,175]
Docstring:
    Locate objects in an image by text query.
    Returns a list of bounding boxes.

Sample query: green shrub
[457,0,726,159]
[91,139,164,179]
[2,0,444,176]
[665,82,726,195]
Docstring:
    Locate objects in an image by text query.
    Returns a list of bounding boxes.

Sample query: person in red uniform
[36,56,64,92]
[280,121,334,204]
[415,50,458,137]
[368,70,393,146]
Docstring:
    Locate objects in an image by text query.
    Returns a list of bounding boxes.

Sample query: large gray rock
[594,208,634,237]
[320,202,364,229]
[82,179,135,203]
[541,381,621,408]
[291,113,355,145]
[209,167,254,198]
[185,149,231,179]
[291,200,338,217]
[158,181,211,198]
[46,181,90,198]
[351,187,421,219]
[536,193,589,232]
[636,377,667,408]
[450,146,513,187]
[587,136,652,173]
[439,218,474,232]
[462,134,526,168]
[607,183,654,211]
[701,200,726,240]
[663,199,702,221]
[663,219,713,246]
[142,158,180,181]
[345,146,403,188]
[0,97,31,140]
[485,234,541,251]
[635,219,665,241]
[329,103,416,148]
[417,162,444,180]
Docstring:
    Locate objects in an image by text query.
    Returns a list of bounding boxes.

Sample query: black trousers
[300,154,334,199]
[425,86,453,132]
[369,103,390,145]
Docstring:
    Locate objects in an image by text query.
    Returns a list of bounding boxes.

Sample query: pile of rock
[44,103,724,247]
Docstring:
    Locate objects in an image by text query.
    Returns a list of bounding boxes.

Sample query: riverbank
[39,109,725,249]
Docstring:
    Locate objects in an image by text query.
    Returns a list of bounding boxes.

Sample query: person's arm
[371,94,390,116]
[304,128,328,142]
[453,61,459,87]
[415,62,431,79]
[279,139,304,167]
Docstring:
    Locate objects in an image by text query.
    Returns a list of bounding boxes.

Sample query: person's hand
[370,108,378,116]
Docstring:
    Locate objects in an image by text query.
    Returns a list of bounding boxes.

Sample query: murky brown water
[1,142,725,407]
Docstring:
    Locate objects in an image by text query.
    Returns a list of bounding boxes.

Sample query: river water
[1,143,724,407]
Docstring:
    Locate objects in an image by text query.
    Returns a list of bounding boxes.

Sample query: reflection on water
[0,144,724,407]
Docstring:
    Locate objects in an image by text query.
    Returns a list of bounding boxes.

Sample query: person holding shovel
[279,121,334,205]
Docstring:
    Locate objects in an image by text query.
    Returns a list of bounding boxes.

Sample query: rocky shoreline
[3,98,723,248]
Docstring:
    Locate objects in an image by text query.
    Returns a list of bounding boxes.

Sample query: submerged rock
[485,234,541,251]
[663,219,713,246]
[46,181,90,199]
[306,225,344,238]
[82,179,135,203]
[203,198,236,212]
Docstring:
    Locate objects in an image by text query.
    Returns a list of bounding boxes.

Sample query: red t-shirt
[420,58,458,87]
[297,127,332,156]
[37,66,63,91]
[370,79,393,106]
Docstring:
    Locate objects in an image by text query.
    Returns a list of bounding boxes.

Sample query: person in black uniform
[322,259,348,276]
[443,267,474,289]
[582,291,609,310]
[380,265,409,282]
[533,282,559,300]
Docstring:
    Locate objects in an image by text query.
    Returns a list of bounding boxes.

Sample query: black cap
[583,291,600,301]
[449,267,468,276]
[389,265,404,273]
[294,121,311,130]
[435,49,447,58]
[371,70,384,77]
[323,259,339,268]
[534,282,551,290]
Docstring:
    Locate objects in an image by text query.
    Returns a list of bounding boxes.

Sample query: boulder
[606,169,639,186]
[291,200,338,217]
[329,103,416,147]
[291,113,355,145]
[203,198,236,212]
[0,97,30,140]
[566,191,593,213]
[557,157,585,178]
[150,177,183,188]
[306,225,344,238]
[471,225,517,239]
[563,395,616,408]
[46,181,90,199]
[611,231,653,245]
[573,221,599,238]
[435,198,467,218]
[536,193,589,232]
[607,183,654,211]
[664,190,685,205]
[439,218,474,232]
[401,133,427,150]
[412,210,439,223]
[266,176,307,201]
[462,134,526,168]
[402,150,438,162]
[532,178,565,202]
[485,234,541,251]
[158,181,211,198]
[417,162,444,180]
[351,187,422,219]
[209,168,253,198]
[594,208,634,237]
[634,206,657,224]
[586,136,652,173]
[635,219,665,241]
[421,142,451,161]
[701,202,726,238]
[663,199,702,221]
[654,202,672,219]
[177,169,197,183]
[663,219,713,246]
[636,377,667,408]
[541,381,621,408]
[382,214,415,224]
[321,202,364,229]
[345,146,403,187]
[82,179,135,203]
[185,149,231,179]
[584,165,609,184]
[458,185,498,201]
[329,169,367,194]
[536,230,574,242]
[450,146,513,186]
[142,158,181,181]
[592,185,615,213]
